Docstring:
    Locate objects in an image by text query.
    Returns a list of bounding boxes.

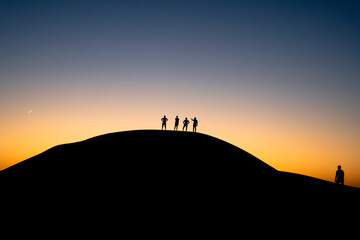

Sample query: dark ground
[1,130,359,232]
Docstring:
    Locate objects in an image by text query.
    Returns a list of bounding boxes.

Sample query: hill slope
[1,130,275,188]
[1,130,359,208]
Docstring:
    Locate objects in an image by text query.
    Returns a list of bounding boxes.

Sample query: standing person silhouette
[174,116,179,131]
[182,117,190,131]
[335,165,344,185]
[191,117,198,132]
[161,115,168,130]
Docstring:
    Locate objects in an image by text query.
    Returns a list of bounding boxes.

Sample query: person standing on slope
[161,115,168,130]
[174,116,180,131]
[191,117,198,132]
[182,117,190,131]
[335,165,344,185]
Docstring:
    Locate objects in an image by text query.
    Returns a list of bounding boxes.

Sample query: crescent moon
[27,110,33,114]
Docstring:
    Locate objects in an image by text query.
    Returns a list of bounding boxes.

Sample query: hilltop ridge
[1,130,275,187]
[1,130,359,205]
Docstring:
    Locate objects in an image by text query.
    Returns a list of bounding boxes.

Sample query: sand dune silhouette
[1,130,359,212]
[1,130,275,191]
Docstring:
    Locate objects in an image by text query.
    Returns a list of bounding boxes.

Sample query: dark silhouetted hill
[1,130,275,186]
[1,130,359,228]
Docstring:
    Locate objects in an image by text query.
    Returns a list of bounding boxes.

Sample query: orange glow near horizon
[1,93,360,188]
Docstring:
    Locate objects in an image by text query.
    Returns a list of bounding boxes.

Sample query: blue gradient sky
[1,0,360,186]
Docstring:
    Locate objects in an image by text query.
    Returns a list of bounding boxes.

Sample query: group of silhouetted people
[161,115,198,132]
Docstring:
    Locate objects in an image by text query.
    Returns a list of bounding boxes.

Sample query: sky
[1,0,360,187]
